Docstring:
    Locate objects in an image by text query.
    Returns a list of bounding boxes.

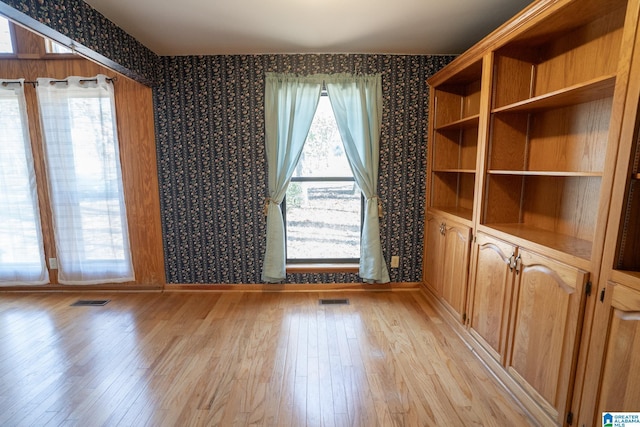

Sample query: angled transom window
[0,15,14,54]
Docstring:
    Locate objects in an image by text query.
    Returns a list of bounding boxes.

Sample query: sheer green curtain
[262,73,322,282]
[325,74,390,283]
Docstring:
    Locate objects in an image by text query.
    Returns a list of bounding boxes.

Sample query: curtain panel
[262,73,390,283]
[325,74,390,283]
[262,74,323,282]
[0,80,49,285]
[36,75,134,284]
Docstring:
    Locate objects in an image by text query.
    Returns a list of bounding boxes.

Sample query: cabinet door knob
[514,254,522,275]
[508,253,515,271]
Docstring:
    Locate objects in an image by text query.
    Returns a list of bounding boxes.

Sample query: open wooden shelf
[492,75,616,114]
[429,206,473,222]
[435,114,480,130]
[610,270,640,291]
[434,168,476,174]
[489,99,609,174]
[483,174,600,253]
[483,223,593,261]
[488,170,603,177]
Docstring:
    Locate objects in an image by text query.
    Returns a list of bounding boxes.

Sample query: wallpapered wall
[155,54,455,284]
[0,0,456,285]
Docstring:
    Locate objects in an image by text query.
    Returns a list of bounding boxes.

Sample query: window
[2,76,134,285]
[44,38,73,54]
[285,93,361,263]
[0,15,14,54]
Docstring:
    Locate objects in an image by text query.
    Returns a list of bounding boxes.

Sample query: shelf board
[483,223,593,261]
[610,270,640,291]
[434,169,476,174]
[430,206,473,222]
[487,170,603,177]
[492,75,616,114]
[435,114,480,131]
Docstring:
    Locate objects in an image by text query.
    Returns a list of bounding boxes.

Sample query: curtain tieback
[263,197,280,216]
[368,195,383,218]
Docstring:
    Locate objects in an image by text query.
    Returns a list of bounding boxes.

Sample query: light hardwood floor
[0,290,535,426]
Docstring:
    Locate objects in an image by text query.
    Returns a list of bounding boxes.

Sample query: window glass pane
[292,96,352,178]
[68,97,124,261]
[286,181,360,260]
[0,16,13,53]
[45,39,72,54]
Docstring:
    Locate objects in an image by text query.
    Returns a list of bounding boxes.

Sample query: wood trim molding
[286,263,359,274]
[165,282,421,292]
[0,284,163,293]
[0,282,421,293]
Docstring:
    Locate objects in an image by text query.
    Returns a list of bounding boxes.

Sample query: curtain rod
[1,80,36,87]
[47,76,117,85]
[1,76,117,87]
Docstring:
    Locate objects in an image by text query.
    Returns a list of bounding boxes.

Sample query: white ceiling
[82,0,533,56]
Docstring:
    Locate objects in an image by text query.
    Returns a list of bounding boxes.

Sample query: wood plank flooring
[0,291,535,426]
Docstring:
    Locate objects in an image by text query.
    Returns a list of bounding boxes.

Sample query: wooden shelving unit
[427,59,483,223]
[480,6,624,262]
[423,0,640,425]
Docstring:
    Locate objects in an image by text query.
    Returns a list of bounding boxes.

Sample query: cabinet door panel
[596,283,640,415]
[469,233,515,362]
[424,214,444,295]
[441,222,471,320]
[507,249,588,422]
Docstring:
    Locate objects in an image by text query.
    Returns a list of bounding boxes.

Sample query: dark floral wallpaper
[155,54,455,284]
[0,0,456,284]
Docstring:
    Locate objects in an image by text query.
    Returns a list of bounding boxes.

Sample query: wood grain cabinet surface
[422,0,640,424]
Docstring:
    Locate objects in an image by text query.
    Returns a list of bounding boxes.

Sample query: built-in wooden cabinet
[468,233,515,364]
[423,213,471,322]
[576,24,640,423]
[424,51,483,325]
[504,248,588,425]
[593,281,640,417]
[468,232,589,424]
[423,0,640,424]
[423,214,444,295]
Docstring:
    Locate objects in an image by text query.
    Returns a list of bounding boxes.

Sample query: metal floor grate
[319,298,349,305]
[70,300,110,307]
